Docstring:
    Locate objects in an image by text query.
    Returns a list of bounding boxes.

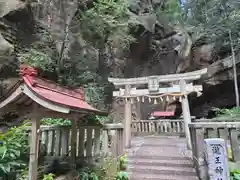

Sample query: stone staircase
[127,136,199,180]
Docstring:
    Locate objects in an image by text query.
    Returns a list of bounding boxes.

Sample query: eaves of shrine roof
[0,65,107,116]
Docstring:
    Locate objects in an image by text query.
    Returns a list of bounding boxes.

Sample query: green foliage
[16,169,28,180]
[119,154,127,171]
[95,115,111,124]
[78,0,136,109]
[115,171,129,180]
[184,0,240,51]
[78,167,99,180]
[115,154,128,180]
[213,107,240,120]
[0,123,29,179]
[43,173,56,180]
[41,118,72,126]
[80,0,135,49]
[40,116,110,126]
[230,169,240,180]
[83,155,129,180]
[84,83,106,109]
[18,0,138,111]
[160,0,184,25]
[21,48,54,71]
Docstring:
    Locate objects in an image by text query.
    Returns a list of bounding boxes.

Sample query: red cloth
[151,111,175,117]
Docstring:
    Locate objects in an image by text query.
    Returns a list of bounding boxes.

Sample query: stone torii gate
[108,68,207,150]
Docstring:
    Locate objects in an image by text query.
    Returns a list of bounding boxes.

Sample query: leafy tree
[17,0,137,110]
[183,0,240,106]
[79,0,136,80]
[184,0,240,50]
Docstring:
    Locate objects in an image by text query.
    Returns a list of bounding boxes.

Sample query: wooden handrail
[103,123,124,130]
[26,123,124,131]
[189,121,240,128]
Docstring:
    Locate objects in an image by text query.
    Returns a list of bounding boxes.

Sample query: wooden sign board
[148,76,159,92]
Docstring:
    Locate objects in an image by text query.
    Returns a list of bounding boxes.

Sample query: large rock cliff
[0,0,239,121]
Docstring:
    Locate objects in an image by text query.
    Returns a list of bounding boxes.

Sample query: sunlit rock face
[0,0,25,67]
[0,34,14,64]
[0,0,25,17]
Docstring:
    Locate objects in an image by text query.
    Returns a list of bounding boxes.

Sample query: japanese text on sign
[204,138,229,180]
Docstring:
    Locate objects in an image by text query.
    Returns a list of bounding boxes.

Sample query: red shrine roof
[0,65,107,115]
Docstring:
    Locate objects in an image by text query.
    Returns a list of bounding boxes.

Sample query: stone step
[127,136,198,179]
[141,136,187,141]
[141,143,186,147]
[140,142,187,147]
[128,158,193,167]
[128,172,199,180]
[127,154,192,161]
[128,165,197,176]
[128,147,192,158]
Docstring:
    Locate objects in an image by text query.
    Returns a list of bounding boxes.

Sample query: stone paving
[127,135,199,180]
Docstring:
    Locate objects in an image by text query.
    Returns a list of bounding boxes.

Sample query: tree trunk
[98,48,109,80]
[228,29,239,107]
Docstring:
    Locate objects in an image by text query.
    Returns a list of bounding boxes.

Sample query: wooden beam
[108,68,207,86]
[28,105,40,180]
[113,84,203,97]
[0,85,23,108]
[27,108,80,120]
[103,123,124,129]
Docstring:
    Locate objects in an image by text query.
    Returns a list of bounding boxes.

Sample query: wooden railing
[131,119,184,136]
[28,123,124,161]
[189,122,240,179]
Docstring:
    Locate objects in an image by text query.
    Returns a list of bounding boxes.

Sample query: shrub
[230,169,240,180]
[0,123,29,179]
[41,118,71,126]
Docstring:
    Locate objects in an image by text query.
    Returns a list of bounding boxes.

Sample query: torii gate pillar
[124,84,132,148]
[180,79,192,149]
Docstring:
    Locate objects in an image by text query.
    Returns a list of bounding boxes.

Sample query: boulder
[0,0,25,69]
[0,0,25,18]
[189,53,240,117]
[203,54,240,86]
[0,33,13,64]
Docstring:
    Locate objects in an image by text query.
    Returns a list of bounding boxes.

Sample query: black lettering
[212,145,221,155]
[215,166,223,175]
[215,157,221,164]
